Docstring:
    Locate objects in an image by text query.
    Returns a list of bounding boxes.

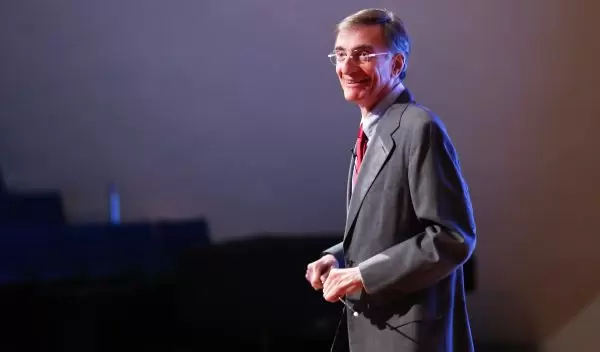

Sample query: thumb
[309,266,324,288]
[320,272,328,283]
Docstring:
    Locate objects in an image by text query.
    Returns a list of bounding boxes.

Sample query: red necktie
[353,125,368,185]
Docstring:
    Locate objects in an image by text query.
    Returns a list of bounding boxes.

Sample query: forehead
[334,25,387,51]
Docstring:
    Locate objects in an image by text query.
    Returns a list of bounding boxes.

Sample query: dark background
[1,0,599,350]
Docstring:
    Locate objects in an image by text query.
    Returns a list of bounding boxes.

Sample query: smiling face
[334,25,404,114]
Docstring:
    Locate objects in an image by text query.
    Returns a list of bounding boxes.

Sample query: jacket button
[346,259,354,267]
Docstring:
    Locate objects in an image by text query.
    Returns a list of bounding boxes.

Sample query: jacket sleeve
[357,117,476,294]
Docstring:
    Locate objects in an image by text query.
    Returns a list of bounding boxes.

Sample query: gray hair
[336,8,411,80]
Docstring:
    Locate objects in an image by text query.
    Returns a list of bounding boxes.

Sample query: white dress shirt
[360,82,406,142]
[352,82,406,193]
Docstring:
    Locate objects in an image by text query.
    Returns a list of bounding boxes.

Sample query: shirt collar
[360,82,405,140]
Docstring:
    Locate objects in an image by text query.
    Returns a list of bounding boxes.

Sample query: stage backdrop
[1,0,599,348]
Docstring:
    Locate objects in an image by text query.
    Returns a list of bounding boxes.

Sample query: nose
[339,57,359,74]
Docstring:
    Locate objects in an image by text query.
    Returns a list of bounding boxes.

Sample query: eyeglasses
[327,51,390,66]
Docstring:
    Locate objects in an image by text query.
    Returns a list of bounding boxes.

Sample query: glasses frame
[327,51,390,66]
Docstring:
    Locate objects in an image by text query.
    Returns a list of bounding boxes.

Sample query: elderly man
[305,8,477,352]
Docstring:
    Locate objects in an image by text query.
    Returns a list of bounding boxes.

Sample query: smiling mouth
[345,78,369,86]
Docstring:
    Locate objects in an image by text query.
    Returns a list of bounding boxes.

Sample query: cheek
[367,71,380,89]
[373,68,384,80]
[373,69,390,89]
[366,67,380,81]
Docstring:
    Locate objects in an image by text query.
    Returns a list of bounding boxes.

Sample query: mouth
[344,78,370,87]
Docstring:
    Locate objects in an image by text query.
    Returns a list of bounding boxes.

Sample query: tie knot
[357,125,367,144]
[358,124,367,138]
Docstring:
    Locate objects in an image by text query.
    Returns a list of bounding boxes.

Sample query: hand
[322,267,364,302]
[305,254,339,290]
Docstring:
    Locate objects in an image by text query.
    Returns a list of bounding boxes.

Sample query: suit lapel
[344,132,394,240]
[343,89,414,245]
[346,152,354,212]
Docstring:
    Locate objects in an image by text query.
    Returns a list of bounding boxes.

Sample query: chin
[343,89,367,103]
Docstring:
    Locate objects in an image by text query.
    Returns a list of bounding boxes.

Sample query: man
[304,8,477,352]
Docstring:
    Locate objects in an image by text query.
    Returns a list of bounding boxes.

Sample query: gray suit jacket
[324,90,476,352]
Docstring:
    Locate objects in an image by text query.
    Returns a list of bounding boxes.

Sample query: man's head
[330,8,410,112]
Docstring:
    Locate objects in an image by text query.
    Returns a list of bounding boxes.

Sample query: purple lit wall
[1,0,599,347]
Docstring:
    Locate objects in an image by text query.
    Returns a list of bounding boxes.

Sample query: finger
[322,278,329,294]
[322,272,338,298]
[320,273,328,283]
[320,267,332,284]
[322,270,332,291]
[305,266,312,281]
[324,271,351,302]
[309,269,324,289]
[323,283,339,302]
[312,263,327,283]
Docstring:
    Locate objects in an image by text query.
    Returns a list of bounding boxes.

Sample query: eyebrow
[334,44,375,52]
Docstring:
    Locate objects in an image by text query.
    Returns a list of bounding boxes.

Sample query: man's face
[333,25,402,111]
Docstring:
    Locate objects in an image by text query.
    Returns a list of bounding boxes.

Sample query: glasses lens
[328,54,337,65]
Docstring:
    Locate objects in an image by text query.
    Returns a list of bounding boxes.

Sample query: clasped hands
[305,254,364,302]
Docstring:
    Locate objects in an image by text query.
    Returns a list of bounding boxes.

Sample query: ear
[392,54,405,77]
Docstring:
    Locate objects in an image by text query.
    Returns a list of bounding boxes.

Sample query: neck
[359,106,371,118]
[358,81,402,118]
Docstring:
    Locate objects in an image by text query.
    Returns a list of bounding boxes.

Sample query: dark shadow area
[469,288,540,351]
[0,184,485,351]
[0,228,342,351]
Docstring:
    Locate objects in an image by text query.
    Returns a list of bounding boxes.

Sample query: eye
[357,51,371,61]
[335,52,347,61]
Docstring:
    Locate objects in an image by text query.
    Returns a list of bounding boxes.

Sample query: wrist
[323,254,339,268]
[354,266,364,284]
